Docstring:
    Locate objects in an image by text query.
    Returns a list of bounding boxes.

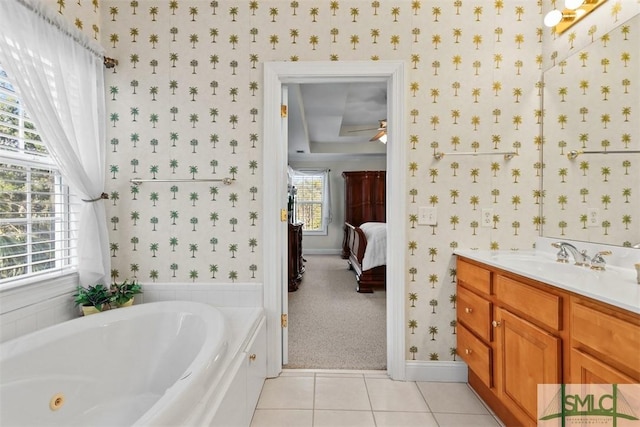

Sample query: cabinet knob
[249,353,257,362]
[465,307,473,314]
[492,320,501,328]
[465,348,473,355]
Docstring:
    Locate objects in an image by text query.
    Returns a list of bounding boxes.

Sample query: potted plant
[73,284,111,316]
[110,279,142,307]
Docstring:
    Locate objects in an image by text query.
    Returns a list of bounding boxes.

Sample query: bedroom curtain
[0,0,110,285]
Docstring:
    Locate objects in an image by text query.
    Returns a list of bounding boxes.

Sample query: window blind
[0,67,77,282]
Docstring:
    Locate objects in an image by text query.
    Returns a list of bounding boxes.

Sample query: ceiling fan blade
[369,129,387,142]
[347,126,379,133]
[348,120,386,133]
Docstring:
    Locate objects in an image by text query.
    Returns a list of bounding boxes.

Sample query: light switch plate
[587,208,599,228]
[418,207,437,225]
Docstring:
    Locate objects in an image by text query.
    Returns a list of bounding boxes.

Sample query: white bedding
[359,222,387,271]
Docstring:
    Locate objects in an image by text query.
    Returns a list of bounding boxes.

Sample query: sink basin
[489,252,597,281]
[488,252,634,285]
[490,253,554,263]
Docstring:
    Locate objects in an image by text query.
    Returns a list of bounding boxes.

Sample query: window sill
[302,230,329,236]
[0,270,78,315]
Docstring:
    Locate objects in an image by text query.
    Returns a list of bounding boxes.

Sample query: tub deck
[217,307,265,359]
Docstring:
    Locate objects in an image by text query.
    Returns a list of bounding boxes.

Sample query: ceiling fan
[348,119,387,143]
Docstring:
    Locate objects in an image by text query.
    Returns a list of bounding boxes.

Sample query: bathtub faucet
[551,242,590,266]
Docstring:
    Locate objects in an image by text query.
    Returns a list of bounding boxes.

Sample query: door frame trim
[263,61,406,380]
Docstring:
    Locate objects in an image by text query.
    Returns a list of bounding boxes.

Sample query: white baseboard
[303,248,342,255]
[404,360,468,383]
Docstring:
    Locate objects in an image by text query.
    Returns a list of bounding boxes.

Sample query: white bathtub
[0,301,228,427]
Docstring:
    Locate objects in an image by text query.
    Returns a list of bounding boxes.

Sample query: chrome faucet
[590,251,612,270]
[551,242,590,266]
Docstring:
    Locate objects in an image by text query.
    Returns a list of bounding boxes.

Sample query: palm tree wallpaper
[49,0,638,363]
[543,14,639,245]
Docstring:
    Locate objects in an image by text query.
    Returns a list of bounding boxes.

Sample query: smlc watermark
[538,384,640,426]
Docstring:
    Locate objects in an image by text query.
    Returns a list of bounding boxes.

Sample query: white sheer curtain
[0,0,110,285]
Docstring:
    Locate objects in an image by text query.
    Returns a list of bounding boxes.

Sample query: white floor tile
[314,377,371,410]
[256,376,315,409]
[279,370,315,377]
[250,373,503,427]
[373,411,440,427]
[313,410,376,427]
[416,382,490,414]
[433,413,502,427]
[315,372,367,378]
[250,409,313,427]
[365,378,429,412]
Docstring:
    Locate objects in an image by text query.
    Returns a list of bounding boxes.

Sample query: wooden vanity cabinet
[570,297,640,384]
[456,257,640,427]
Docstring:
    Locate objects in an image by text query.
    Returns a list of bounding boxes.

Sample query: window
[291,170,331,234]
[0,66,76,283]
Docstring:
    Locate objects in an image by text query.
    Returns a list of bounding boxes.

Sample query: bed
[344,221,387,293]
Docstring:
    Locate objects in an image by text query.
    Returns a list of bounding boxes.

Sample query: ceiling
[287,82,388,160]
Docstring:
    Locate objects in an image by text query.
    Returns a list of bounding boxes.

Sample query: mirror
[542,14,639,247]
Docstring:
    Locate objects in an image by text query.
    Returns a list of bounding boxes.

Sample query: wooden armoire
[341,171,386,259]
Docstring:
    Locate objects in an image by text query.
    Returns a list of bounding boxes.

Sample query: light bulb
[544,9,563,27]
[565,0,585,9]
[379,134,387,144]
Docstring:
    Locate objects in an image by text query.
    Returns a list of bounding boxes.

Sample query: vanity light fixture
[544,0,608,35]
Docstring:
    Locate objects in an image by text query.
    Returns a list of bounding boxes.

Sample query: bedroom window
[291,169,331,235]
[0,66,77,284]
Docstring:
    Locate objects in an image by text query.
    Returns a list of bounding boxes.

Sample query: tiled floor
[250,370,504,427]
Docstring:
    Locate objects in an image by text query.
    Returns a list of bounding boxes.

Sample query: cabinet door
[571,300,640,376]
[570,348,637,384]
[495,307,561,423]
[342,171,386,225]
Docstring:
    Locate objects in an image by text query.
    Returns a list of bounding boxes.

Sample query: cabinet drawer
[457,259,491,296]
[571,301,640,375]
[457,286,492,342]
[495,275,561,331]
[458,323,492,388]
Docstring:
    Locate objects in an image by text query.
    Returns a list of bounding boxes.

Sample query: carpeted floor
[285,254,387,370]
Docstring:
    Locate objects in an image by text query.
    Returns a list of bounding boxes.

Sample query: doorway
[262,61,406,380]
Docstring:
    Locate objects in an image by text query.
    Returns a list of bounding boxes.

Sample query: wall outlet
[481,208,493,228]
[418,206,437,225]
[587,208,600,228]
